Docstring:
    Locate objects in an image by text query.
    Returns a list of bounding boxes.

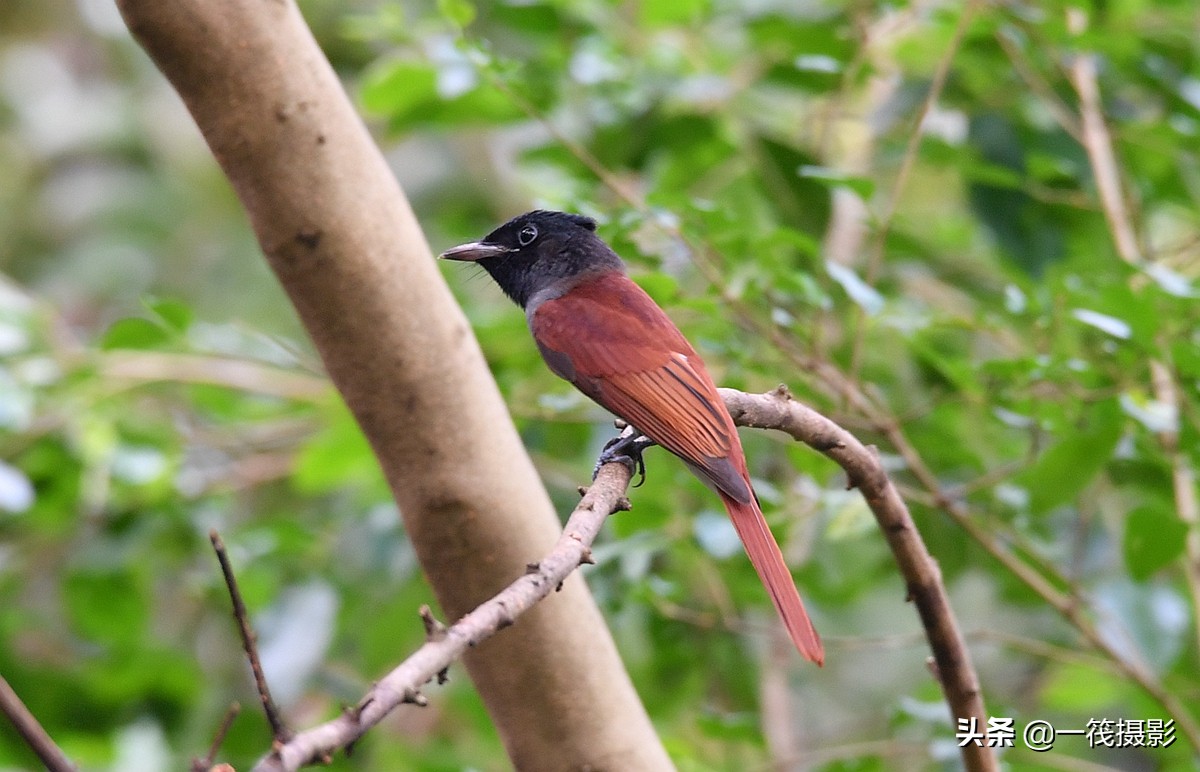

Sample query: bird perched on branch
[441,210,823,665]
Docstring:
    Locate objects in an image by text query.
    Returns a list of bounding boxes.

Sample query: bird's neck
[511,263,623,313]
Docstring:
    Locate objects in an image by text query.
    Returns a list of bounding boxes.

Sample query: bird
[440,210,823,665]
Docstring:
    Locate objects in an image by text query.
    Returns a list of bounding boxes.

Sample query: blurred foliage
[3,0,1200,770]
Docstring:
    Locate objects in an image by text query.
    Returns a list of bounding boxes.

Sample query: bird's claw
[594,425,655,487]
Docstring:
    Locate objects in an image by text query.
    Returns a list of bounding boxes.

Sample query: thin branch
[994,26,1082,142]
[245,387,992,770]
[1066,8,1141,265]
[708,298,1200,749]
[1067,3,1200,653]
[481,72,644,210]
[864,0,978,287]
[252,461,634,772]
[884,413,1200,746]
[467,1,1197,757]
[1063,13,1200,743]
[1150,360,1200,657]
[722,387,996,772]
[970,630,1130,673]
[0,674,76,772]
[210,530,293,747]
[191,702,241,772]
[848,0,979,382]
[460,9,1143,732]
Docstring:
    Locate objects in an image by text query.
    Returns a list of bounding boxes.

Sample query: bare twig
[1066,8,1141,266]
[705,290,1200,749]
[1063,12,1200,744]
[252,461,634,772]
[722,387,996,772]
[467,0,1197,758]
[191,702,242,772]
[994,27,1082,142]
[1066,14,1200,634]
[0,674,76,772]
[243,387,992,770]
[847,0,978,382]
[1150,360,1200,657]
[864,0,978,287]
[210,530,292,747]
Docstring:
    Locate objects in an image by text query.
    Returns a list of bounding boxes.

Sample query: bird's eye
[517,224,538,247]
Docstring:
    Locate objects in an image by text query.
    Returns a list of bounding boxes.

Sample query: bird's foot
[594,424,656,487]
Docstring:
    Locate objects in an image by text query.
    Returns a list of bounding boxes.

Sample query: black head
[439,210,625,308]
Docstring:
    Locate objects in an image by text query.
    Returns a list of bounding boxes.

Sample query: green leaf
[359,60,439,117]
[101,317,172,350]
[359,59,523,131]
[633,272,679,307]
[292,404,381,494]
[142,296,193,332]
[825,261,884,315]
[63,570,148,646]
[639,0,709,27]
[1040,661,1125,711]
[1016,399,1123,514]
[1123,504,1188,581]
[797,164,876,200]
[1071,308,1131,340]
[437,0,475,28]
[756,138,833,235]
[696,710,760,741]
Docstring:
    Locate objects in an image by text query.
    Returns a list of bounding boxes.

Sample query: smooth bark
[115,1,672,768]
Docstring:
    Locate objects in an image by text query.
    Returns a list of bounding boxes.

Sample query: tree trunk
[115,1,672,768]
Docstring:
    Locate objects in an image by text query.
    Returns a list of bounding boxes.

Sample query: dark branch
[210,530,292,746]
[191,702,241,772]
[721,386,993,772]
[0,674,76,772]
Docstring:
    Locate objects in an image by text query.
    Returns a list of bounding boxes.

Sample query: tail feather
[722,494,824,665]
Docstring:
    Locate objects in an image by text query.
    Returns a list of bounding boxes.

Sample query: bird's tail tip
[784,614,825,666]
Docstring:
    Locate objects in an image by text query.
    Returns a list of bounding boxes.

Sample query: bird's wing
[531,274,751,503]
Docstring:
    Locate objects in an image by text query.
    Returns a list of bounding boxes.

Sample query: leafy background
[2,0,1199,769]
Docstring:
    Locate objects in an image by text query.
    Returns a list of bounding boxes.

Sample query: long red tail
[722,494,824,665]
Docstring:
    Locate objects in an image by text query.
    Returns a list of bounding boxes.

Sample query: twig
[461,11,1136,742]
[970,630,1127,673]
[1150,361,1200,657]
[251,461,634,772]
[707,293,1200,749]
[210,530,293,747]
[1066,8,1141,266]
[191,702,241,772]
[249,388,992,770]
[471,2,1196,757]
[1063,12,1200,744]
[994,26,1082,142]
[0,674,76,772]
[722,387,996,772]
[865,0,977,287]
[844,367,1200,746]
[1066,9,1200,643]
[847,0,978,382]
